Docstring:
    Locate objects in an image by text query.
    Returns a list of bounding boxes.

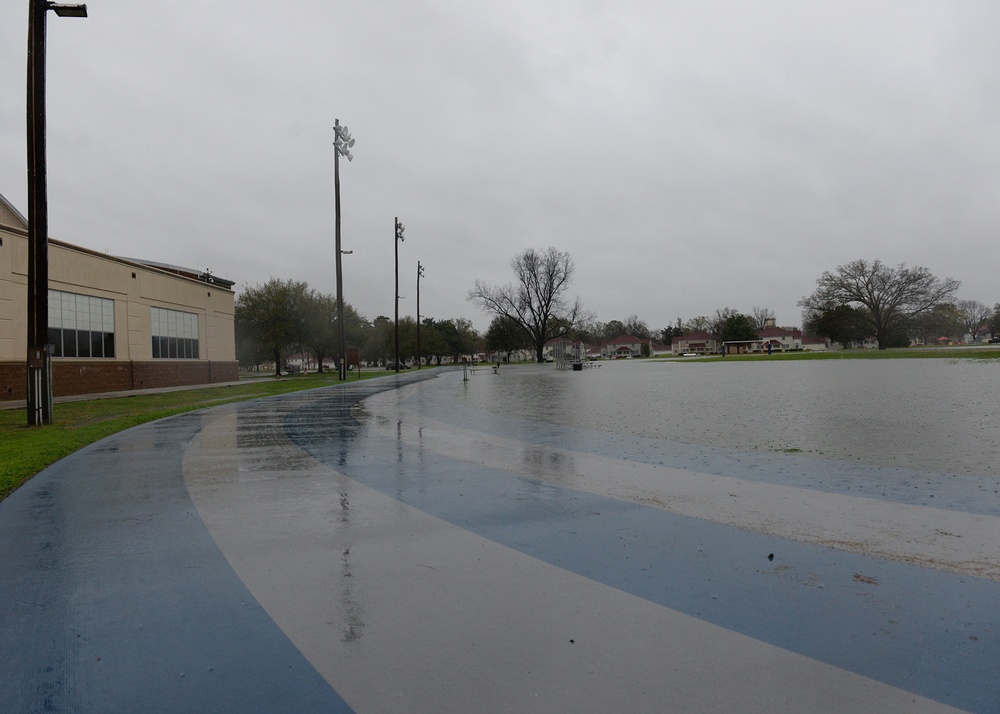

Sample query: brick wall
[54,361,133,396]
[0,363,24,400]
[0,360,239,401]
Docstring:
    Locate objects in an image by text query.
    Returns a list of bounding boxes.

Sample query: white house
[601,335,643,359]
[672,330,720,355]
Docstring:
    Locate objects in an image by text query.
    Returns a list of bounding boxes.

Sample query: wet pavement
[1,368,997,713]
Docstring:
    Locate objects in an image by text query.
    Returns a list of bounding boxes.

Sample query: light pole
[26,0,88,426]
[416,261,425,369]
[394,217,405,372]
[333,119,354,381]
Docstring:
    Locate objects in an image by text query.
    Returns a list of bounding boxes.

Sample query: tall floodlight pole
[333,119,355,381]
[394,217,405,372]
[26,0,88,426]
[416,261,425,369]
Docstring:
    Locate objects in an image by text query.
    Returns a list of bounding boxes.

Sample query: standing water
[455,358,999,478]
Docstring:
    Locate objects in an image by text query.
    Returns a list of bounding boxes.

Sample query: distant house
[972,328,991,344]
[757,326,803,352]
[675,322,828,356]
[601,335,643,359]
[487,347,534,363]
[543,337,586,362]
[672,330,720,355]
[801,336,829,351]
[725,323,821,355]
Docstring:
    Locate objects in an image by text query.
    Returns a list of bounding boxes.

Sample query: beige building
[1,191,237,401]
[672,330,720,355]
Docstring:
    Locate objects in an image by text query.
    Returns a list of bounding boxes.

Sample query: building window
[48,290,115,358]
[151,307,199,359]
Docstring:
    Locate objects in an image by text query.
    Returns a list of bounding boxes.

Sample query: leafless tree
[955,299,992,342]
[751,306,775,330]
[468,247,590,362]
[623,315,651,339]
[799,259,960,349]
[685,316,712,333]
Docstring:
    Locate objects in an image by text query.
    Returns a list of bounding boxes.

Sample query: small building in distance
[1,191,237,401]
[601,334,644,359]
[543,336,586,362]
[673,319,829,357]
[672,330,721,356]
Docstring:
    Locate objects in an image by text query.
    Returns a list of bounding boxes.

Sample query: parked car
[385,362,410,370]
[989,337,1000,344]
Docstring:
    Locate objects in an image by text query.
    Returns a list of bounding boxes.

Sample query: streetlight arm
[49,3,88,17]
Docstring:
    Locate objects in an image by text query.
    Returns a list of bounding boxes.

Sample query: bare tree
[751,306,775,330]
[955,300,991,342]
[623,315,651,339]
[468,247,590,363]
[685,316,712,333]
[799,259,960,350]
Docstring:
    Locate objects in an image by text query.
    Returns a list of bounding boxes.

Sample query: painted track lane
[2,368,997,712]
[283,373,998,712]
[0,408,352,713]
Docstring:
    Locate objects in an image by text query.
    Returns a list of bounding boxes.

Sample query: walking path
[1,369,996,712]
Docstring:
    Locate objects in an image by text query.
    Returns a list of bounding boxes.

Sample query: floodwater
[454,358,999,478]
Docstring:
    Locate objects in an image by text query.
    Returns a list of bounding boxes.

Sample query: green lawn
[0,370,401,501]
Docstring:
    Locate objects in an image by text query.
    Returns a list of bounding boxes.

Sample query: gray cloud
[2,1,997,333]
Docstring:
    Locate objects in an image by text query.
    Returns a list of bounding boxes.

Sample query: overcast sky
[2,1,998,333]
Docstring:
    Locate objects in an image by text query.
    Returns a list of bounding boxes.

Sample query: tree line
[471,249,995,356]
[239,254,994,375]
[797,259,1000,348]
[468,247,784,359]
[235,277,479,375]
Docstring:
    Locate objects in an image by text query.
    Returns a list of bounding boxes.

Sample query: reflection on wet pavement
[177,369,999,713]
[3,367,993,713]
[359,389,1000,580]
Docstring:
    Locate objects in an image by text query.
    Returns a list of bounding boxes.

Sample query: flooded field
[455,358,999,478]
